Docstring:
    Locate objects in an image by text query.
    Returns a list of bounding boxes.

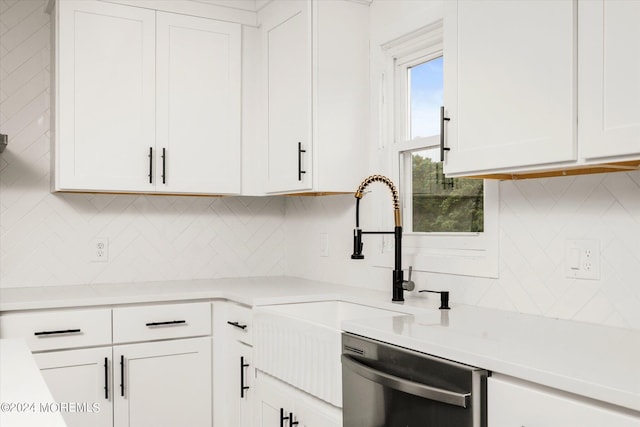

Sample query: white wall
[284,0,640,331]
[1,0,639,332]
[0,0,285,288]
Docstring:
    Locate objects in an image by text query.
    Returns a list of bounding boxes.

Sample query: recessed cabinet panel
[443,0,576,176]
[34,347,113,427]
[264,0,312,193]
[114,337,212,427]
[156,13,241,194]
[56,0,156,191]
[579,0,640,160]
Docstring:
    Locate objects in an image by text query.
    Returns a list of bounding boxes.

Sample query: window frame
[377,21,499,278]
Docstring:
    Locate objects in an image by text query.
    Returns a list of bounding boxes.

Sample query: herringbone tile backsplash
[0,0,286,287]
[2,0,639,330]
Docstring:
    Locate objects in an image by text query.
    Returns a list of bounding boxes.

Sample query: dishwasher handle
[341,354,470,408]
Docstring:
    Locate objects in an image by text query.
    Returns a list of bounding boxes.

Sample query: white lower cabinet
[33,347,114,427]
[254,371,341,427]
[212,301,254,427]
[114,337,212,427]
[488,374,640,426]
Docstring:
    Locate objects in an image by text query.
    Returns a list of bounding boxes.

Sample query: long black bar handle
[120,355,125,397]
[297,142,306,181]
[104,357,109,400]
[227,321,247,330]
[280,408,289,427]
[148,147,153,184]
[240,356,250,398]
[145,320,186,327]
[440,106,450,162]
[34,329,81,336]
[161,147,166,184]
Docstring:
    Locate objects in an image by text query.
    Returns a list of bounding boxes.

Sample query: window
[380,22,498,278]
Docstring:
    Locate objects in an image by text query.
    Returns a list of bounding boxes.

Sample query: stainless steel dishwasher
[342,333,488,427]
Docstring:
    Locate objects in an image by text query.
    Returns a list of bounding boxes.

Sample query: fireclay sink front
[252,300,409,407]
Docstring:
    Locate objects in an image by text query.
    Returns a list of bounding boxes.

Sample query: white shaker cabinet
[156,12,241,194]
[488,374,640,426]
[113,337,212,427]
[212,301,254,427]
[258,0,369,194]
[34,347,114,427]
[254,372,341,427]
[579,0,640,161]
[443,0,576,177]
[53,0,156,192]
[52,0,241,195]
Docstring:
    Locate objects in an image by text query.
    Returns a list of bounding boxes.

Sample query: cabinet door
[156,13,242,194]
[443,0,576,176]
[488,375,640,427]
[261,0,313,193]
[114,337,212,427]
[579,0,640,160]
[34,347,113,427]
[234,341,254,427]
[254,372,295,427]
[56,0,156,192]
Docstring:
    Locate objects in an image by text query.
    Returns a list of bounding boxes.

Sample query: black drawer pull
[145,320,186,327]
[227,321,247,330]
[34,329,81,336]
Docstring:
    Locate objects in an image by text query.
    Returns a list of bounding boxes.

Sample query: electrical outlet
[92,237,109,262]
[565,239,599,280]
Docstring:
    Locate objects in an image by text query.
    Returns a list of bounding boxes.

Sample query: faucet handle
[403,266,415,291]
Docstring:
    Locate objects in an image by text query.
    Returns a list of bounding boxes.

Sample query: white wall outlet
[92,237,109,262]
[320,233,329,257]
[565,239,599,280]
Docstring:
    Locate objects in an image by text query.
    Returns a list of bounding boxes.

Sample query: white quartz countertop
[0,339,67,427]
[342,305,640,413]
[1,276,639,413]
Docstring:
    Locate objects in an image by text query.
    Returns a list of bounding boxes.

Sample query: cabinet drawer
[225,303,252,345]
[0,308,112,352]
[113,302,211,343]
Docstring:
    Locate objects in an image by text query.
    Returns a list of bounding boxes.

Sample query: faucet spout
[351,175,408,302]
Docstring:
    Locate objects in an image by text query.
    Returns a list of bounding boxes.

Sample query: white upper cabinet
[156,12,241,194]
[443,0,577,177]
[443,0,640,179]
[257,0,369,194]
[52,0,241,195]
[579,0,640,161]
[54,0,156,192]
[261,0,312,193]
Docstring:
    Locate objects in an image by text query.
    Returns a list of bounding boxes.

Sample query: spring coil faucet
[351,175,413,302]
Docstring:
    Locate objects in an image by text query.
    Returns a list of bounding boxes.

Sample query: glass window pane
[411,148,484,233]
[409,56,443,139]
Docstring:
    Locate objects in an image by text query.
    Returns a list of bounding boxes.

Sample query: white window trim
[372,20,499,279]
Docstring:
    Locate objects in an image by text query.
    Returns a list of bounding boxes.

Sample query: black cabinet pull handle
[161,147,166,184]
[297,142,306,181]
[240,356,250,398]
[226,321,247,330]
[34,329,81,336]
[120,355,125,397]
[280,408,288,427]
[148,147,153,184]
[104,357,109,399]
[290,412,298,426]
[440,106,450,162]
[145,320,186,327]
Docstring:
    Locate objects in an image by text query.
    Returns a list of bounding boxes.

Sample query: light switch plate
[565,239,599,280]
